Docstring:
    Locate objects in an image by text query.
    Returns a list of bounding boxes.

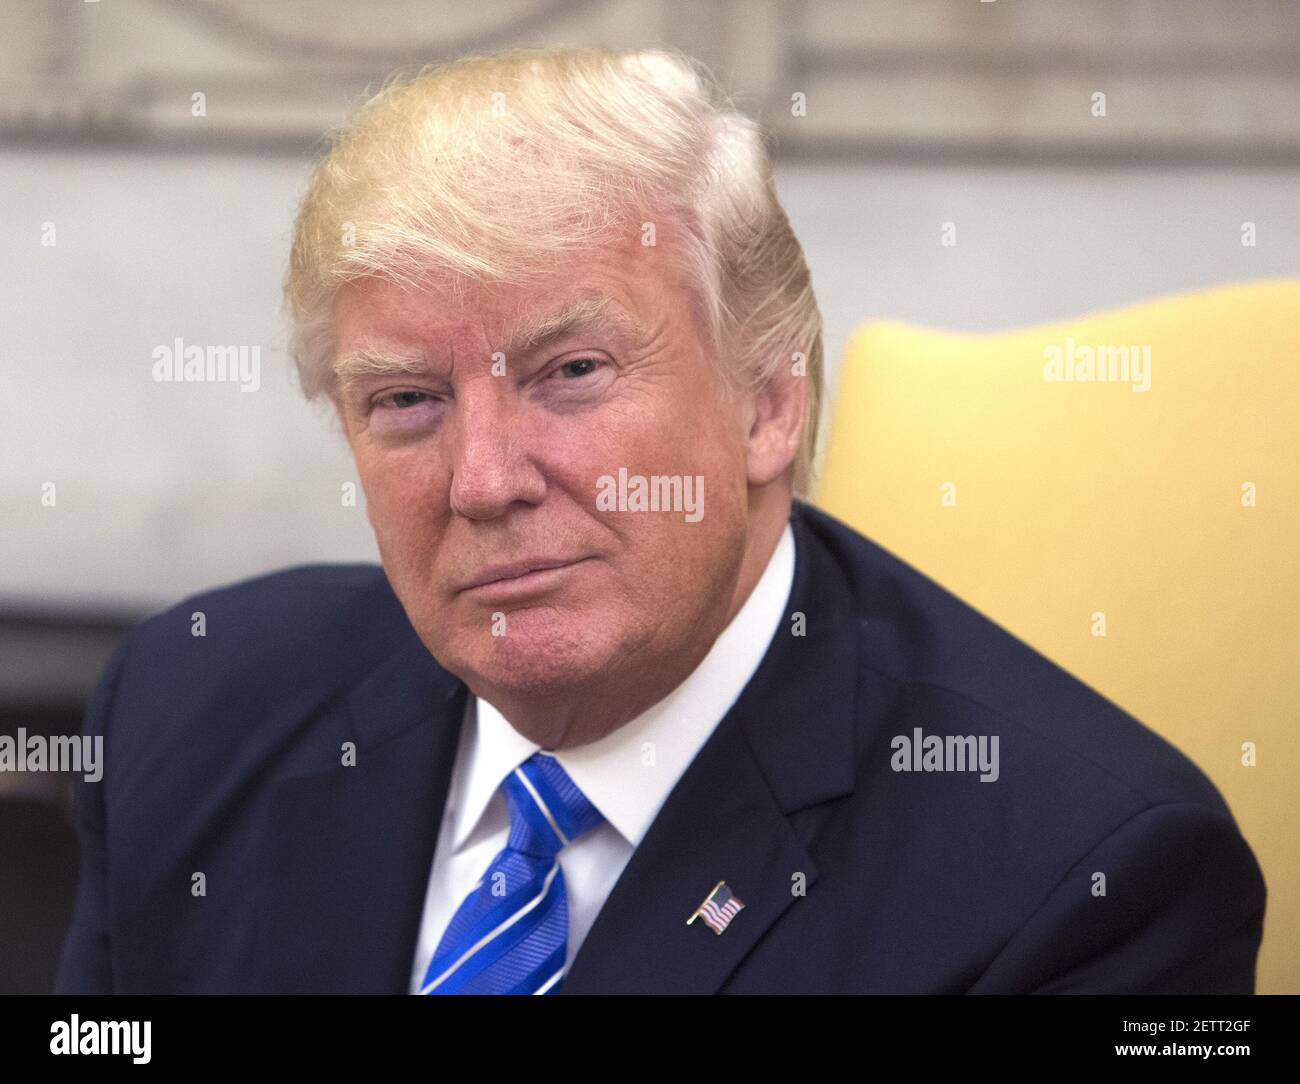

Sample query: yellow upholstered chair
[815,278,1299,994]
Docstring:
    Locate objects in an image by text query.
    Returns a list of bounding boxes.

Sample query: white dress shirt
[408,521,797,992]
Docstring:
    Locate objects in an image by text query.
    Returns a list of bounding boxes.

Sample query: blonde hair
[285,44,823,496]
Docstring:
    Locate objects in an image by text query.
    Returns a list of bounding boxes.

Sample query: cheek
[354,449,442,550]
[590,381,735,475]
[662,370,747,472]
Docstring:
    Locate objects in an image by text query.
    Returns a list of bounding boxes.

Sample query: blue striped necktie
[419,750,604,995]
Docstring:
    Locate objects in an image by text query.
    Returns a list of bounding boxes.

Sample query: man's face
[331,223,754,741]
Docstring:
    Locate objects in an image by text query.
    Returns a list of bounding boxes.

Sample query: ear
[744,363,807,487]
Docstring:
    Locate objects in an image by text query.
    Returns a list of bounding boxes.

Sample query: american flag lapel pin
[687,880,745,935]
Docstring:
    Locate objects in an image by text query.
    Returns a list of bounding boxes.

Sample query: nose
[448,380,547,519]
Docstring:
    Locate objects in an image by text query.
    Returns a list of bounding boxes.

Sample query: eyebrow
[332,292,647,390]
[506,292,645,353]
[332,347,427,389]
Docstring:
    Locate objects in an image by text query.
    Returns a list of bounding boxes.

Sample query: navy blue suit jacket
[54,499,1266,993]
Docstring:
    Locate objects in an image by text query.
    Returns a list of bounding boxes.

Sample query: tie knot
[500,751,604,858]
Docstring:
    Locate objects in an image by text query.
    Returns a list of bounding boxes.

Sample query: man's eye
[556,358,601,379]
[378,390,431,409]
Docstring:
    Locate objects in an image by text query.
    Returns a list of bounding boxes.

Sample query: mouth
[460,556,594,600]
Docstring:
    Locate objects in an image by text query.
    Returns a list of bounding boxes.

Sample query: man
[55,45,1264,994]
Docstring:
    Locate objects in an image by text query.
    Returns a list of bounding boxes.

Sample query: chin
[440,602,627,700]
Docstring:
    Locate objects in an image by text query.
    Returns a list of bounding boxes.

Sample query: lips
[461,556,588,592]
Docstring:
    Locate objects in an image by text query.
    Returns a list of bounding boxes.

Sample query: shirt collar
[453,520,797,851]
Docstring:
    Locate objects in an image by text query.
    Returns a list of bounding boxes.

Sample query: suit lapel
[563,501,861,993]
[254,632,467,993]
[560,713,819,994]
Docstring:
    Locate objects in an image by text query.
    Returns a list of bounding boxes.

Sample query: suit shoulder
[795,501,1234,818]
[177,561,390,605]
[112,562,412,701]
[137,562,395,634]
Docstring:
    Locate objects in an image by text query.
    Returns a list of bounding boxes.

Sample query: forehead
[334,237,692,354]
[333,280,648,360]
